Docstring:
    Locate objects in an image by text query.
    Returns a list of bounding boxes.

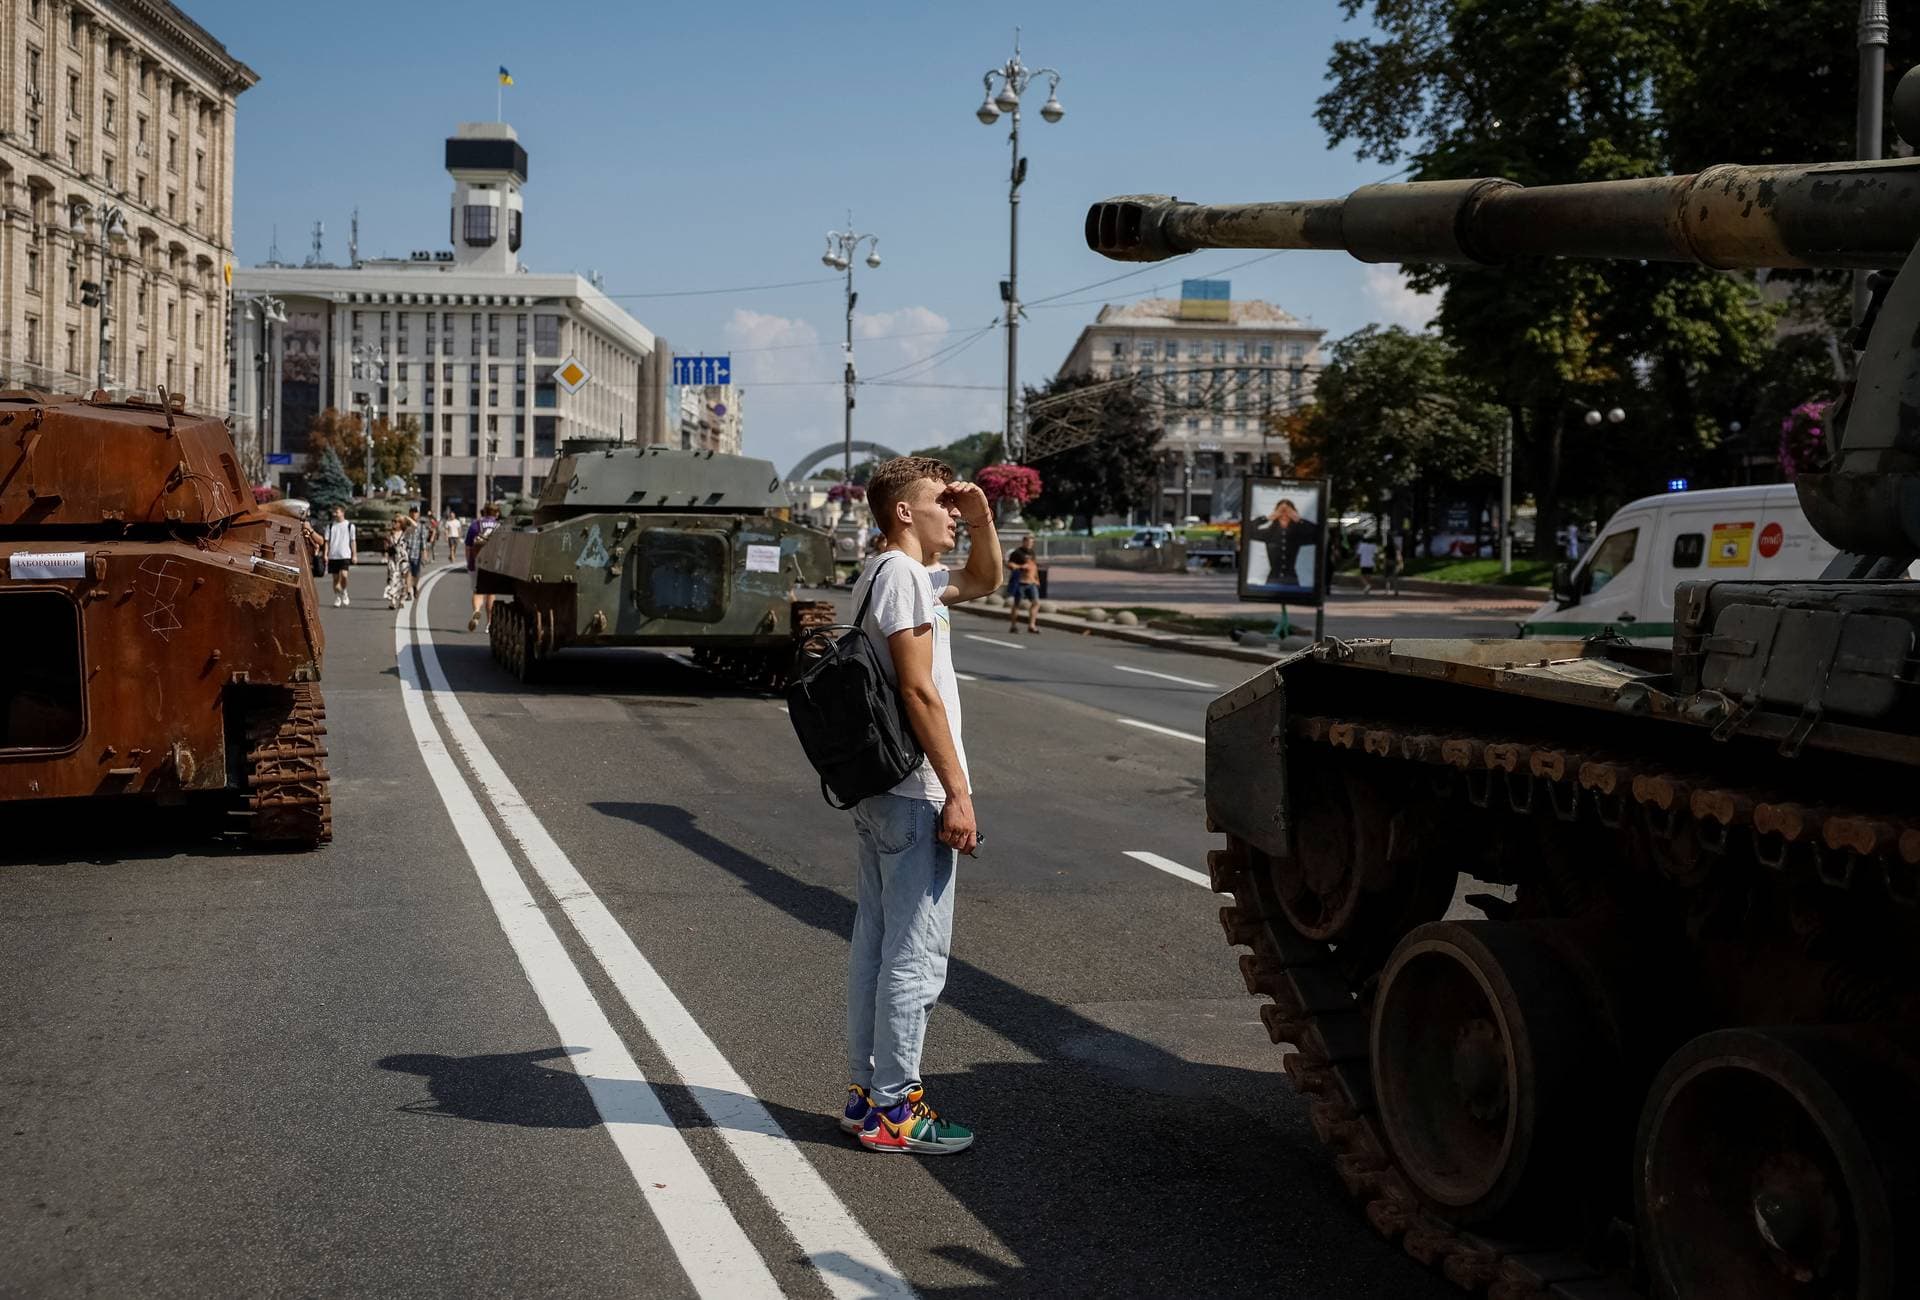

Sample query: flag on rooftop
[498,66,513,86]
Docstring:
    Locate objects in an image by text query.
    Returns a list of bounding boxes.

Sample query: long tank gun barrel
[1087,159,1920,271]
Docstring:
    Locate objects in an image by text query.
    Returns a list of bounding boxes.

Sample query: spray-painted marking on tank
[138,556,183,641]
[575,524,611,569]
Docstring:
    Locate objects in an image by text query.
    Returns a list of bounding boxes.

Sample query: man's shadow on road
[374,801,1451,1299]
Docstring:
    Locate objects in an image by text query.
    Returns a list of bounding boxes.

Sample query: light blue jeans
[847,794,956,1108]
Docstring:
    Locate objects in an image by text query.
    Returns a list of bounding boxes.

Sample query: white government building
[0,0,254,404]
[1058,280,1325,522]
[230,121,669,514]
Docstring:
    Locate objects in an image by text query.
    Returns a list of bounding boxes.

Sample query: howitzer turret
[1098,68,1920,1300]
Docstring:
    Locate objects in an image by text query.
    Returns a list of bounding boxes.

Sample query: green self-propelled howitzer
[1085,69,1920,1300]
[476,442,834,687]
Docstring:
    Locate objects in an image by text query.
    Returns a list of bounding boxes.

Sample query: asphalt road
[1,564,1470,1299]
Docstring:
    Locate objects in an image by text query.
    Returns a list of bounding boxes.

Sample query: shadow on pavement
[580,799,1450,1299]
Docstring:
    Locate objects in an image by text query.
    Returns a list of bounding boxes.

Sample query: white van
[1521,485,1838,645]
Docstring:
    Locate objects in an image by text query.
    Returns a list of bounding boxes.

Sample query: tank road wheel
[237,685,332,849]
[1637,1028,1912,1300]
[515,604,546,684]
[1369,920,1605,1226]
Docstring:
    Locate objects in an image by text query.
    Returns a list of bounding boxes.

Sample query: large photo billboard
[1239,477,1330,606]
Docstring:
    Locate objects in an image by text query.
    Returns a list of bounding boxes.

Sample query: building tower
[446,122,528,273]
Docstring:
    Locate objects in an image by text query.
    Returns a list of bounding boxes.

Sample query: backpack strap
[851,552,906,630]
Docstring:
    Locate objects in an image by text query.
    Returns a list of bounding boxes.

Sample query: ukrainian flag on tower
[498,66,513,86]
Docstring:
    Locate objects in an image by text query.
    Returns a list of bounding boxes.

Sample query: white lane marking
[965,633,1025,650]
[1123,850,1211,888]
[1112,664,1224,690]
[1116,716,1206,744]
[954,671,979,682]
[777,704,790,714]
[395,586,780,1298]
[412,572,912,1300]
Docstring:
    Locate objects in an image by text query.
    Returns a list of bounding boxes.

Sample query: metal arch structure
[784,440,905,483]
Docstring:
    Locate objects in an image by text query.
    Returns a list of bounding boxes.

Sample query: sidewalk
[1031,556,1543,620]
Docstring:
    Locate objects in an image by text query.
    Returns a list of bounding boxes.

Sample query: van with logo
[1520,485,1841,645]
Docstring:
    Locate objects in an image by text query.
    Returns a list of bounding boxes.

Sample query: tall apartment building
[1057,280,1324,521]
[677,382,741,455]
[232,122,668,515]
[0,0,254,402]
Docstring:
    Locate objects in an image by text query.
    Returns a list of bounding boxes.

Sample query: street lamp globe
[994,83,1020,113]
[1584,409,1603,426]
[1606,407,1626,424]
[865,250,882,269]
[1039,94,1064,123]
[975,98,1000,125]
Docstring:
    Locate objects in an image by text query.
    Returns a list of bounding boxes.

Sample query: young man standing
[1005,534,1041,634]
[841,455,1001,1155]
[324,506,356,607]
[1356,535,1378,595]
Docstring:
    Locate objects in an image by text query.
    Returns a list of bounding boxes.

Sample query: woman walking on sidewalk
[382,516,412,610]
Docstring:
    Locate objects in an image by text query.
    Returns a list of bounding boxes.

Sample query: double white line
[395,570,910,1299]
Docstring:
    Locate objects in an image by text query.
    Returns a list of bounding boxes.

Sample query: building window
[167,133,178,170]
[193,364,202,402]
[1138,340,1156,359]
[27,46,41,95]
[195,149,205,189]
[533,314,560,354]
[441,438,452,456]
[468,414,480,434]
[66,262,77,304]
[1109,340,1127,358]
[68,11,82,47]
[26,245,40,295]
[104,156,115,187]
[193,203,202,230]
[440,414,452,433]
[27,113,41,150]
[25,315,40,363]
[138,63,149,96]
[103,94,116,136]
[65,328,77,372]
[27,0,40,23]
[166,189,176,219]
[1165,340,1180,358]
[135,174,146,203]
[1259,343,1274,362]
[508,208,522,253]
[534,415,557,457]
[67,73,80,119]
[166,300,174,333]
[462,204,498,246]
[137,280,146,314]
[534,365,557,408]
[67,136,79,168]
[135,347,145,384]
[1212,340,1227,362]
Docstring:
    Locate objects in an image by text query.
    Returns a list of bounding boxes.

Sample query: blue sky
[191,0,1428,474]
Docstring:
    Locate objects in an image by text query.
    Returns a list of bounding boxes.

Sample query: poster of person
[1239,478,1330,605]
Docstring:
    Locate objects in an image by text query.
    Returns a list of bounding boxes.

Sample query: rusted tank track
[239,684,332,848]
[1210,711,1919,1300]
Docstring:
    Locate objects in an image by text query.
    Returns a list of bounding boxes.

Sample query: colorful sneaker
[838,1084,873,1135]
[858,1085,974,1155]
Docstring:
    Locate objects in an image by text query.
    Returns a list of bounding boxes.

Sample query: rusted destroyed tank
[477,441,834,687]
[0,390,329,847]
[1087,73,1920,1300]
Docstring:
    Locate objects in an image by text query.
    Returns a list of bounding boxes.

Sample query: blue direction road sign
[266,452,293,465]
[673,355,732,386]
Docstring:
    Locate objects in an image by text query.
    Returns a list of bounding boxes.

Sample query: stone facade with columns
[0,0,253,403]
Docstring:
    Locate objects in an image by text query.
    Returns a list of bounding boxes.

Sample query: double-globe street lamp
[975,34,1063,464]
[352,344,388,498]
[820,223,882,522]
[70,202,128,392]
[236,292,287,488]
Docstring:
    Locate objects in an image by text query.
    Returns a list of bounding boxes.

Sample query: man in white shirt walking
[838,455,1001,1156]
[324,506,356,607]
[1356,535,1378,595]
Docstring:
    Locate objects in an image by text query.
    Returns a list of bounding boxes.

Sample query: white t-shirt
[1357,541,1378,568]
[852,551,967,804]
[325,520,355,561]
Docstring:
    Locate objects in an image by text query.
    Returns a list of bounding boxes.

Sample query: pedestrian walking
[838,456,1002,1156]
[1385,533,1404,596]
[1356,536,1378,595]
[324,506,356,607]
[465,503,502,632]
[382,516,411,610]
[1004,533,1041,633]
[444,508,461,563]
[405,507,428,601]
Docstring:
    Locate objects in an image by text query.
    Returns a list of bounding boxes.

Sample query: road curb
[1330,574,1549,600]
[954,600,1285,666]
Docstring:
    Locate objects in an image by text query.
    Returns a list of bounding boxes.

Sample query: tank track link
[1211,710,1920,1300]
[241,684,332,849]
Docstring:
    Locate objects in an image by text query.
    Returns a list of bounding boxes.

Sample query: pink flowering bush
[826,481,865,502]
[1778,400,1831,481]
[976,463,1044,506]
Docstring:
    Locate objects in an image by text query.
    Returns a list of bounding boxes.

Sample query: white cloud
[724,305,999,477]
[1363,265,1441,330]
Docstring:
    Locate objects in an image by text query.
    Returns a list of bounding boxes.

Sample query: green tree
[1319,0,1796,551]
[908,431,1004,480]
[303,407,421,493]
[1290,326,1505,519]
[304,447,354,513]
[1024,374,1161,530]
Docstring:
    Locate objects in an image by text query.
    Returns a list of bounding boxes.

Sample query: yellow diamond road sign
[554,356,591,394]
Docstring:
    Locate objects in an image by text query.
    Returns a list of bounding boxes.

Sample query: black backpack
[786,555,926,809]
